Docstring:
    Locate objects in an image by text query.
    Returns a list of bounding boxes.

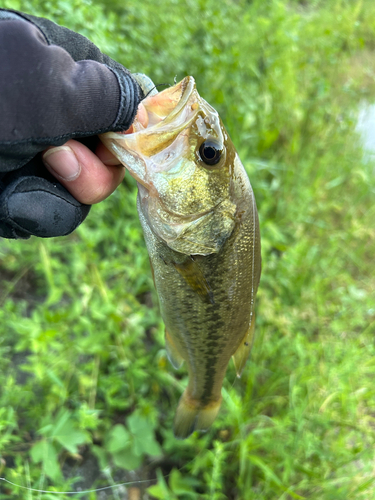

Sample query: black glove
[0,9,143,239]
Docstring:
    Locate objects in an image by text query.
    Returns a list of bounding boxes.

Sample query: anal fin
[232,316,256,378]
[165,329,184,369]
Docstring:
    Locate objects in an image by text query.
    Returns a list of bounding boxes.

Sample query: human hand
[0,9,148,239]
[42,103,147,205]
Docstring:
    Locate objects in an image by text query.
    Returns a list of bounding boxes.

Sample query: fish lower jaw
[173,390,222,439]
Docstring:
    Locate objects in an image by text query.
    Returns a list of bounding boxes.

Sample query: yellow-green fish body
[101,77,261,438]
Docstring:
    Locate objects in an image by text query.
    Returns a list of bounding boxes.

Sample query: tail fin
[173,390,222,439]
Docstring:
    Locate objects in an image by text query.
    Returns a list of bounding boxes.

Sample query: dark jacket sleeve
[0,10,142,172]
[0,10,142,239]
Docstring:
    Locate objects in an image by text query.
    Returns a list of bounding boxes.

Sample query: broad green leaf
[127,412,161,457]
[43,449,61,481]
[147,485,166,500]
[106,424,132,453]
[51,410,71,437]
[30,439,47,464]
[30,439,61,481]
[112,448,142,470]
[132,427,162,457]
[169,468,201,496]
[92,445,109,470]
[37,423,54,436]
[54,421,88,454]
[37,411,88,453]
[142,436,162,457]
[147,469,177,500]
[127,412,151,435]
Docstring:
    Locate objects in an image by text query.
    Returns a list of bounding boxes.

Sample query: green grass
[1,0,375,498]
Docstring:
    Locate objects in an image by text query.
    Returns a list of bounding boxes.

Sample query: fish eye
[199,140,223,166]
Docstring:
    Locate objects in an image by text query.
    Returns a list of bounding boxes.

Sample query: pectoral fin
[166,200,236,256]
[232,316,256,378]
[173,256,214,305]
[165,329,184,369]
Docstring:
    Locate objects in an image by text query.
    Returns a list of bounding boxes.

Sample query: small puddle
[356,101,375,163]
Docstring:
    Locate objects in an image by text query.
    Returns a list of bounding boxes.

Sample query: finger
[133,102,148,129]
[119,102,149,134]
[42,139,125,204]
[95,141,123,165]
[95,102,149,164]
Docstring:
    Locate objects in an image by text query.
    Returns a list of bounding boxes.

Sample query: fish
[100,76,261,439]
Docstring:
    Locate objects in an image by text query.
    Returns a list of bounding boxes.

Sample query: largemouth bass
[100,76,261,439]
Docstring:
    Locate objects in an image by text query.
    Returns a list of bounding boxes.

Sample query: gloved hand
[0,9,144,239]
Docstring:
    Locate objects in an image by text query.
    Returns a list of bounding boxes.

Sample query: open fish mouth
[135,75,196,131]
[100,76,199,189]
[112,75,197,137]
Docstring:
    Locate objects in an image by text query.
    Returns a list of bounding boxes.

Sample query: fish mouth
[100,76,198,187]
[139,76,196,130]
[127,76,198,151]
[100,76,209,220]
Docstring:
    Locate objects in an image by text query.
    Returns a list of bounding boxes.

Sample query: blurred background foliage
[1,0,375,498]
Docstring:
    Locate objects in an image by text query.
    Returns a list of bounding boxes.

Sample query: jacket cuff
[108,68,143,132]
